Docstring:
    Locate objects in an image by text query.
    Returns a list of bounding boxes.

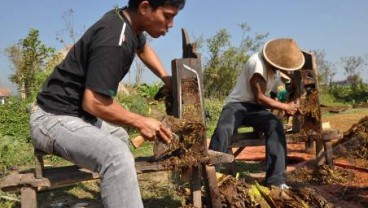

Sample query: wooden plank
[20,186,37,208]
[231,131,259,142]
[323,141,334,168]
[322,129,343,141]
[230,138,265,148]
[1,165,99,192]
[232,147,246,158]
[1,173,50,192]
[191,167,202,208]
[203,165,222,208]
[34,149,44,179]
[305,136,316,154]
[40,166,99,190]
[315,140,324,166]
[206,150,234,165]
[135,158,166,173]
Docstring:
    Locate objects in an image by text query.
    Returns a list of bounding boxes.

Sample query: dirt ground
[233,107,368,208]
[141,107,368,208]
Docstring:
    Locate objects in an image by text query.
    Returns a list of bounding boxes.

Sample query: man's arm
[82,88,171,143]
[136,42,171,88]
[250,73,299,116]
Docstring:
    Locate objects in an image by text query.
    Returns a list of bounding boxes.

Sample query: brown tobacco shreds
[334,116,368,160]
[160,78,207,170]
[162,120,207,170]
[181,78,203,123]
[299,89,321,122]
[298,89,322,137]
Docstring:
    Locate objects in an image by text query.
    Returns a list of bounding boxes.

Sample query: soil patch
[234,110,368,207]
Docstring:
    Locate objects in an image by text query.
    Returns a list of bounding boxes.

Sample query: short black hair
[128,0,185,10]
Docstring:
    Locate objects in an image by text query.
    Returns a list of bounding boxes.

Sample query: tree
[3,45,23,94]
[312,50,335,85]
[340,56,365,84]
[130,35,152,85]
[4,29,55,99]
[133,58,146,85]
[56,9,86,46]
[202,23,268,98]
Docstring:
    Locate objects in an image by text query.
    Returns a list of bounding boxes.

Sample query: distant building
[0,88,11,104]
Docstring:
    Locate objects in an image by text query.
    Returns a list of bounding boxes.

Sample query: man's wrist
[161,75,171,86]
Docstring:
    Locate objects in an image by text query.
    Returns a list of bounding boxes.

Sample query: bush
[0,135,33,173]
[204,98,224,137]
[328,83,368,104]
[0,97,32,142]
[0,97,33,174]
[137,82,162,101]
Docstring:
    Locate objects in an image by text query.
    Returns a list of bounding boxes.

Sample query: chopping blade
[153,116,183,158]
[153,133,187,161]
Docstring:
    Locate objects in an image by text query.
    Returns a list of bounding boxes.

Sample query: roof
[0,88,11,97]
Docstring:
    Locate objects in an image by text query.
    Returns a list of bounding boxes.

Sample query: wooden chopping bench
[1,28,233,208]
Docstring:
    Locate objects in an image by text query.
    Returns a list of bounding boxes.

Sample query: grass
[139,171,185,208]
[37,181,101,207]
[322,107,368,118]
[130,141,154,158]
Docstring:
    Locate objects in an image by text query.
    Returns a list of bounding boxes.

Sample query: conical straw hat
[263,38,305,71]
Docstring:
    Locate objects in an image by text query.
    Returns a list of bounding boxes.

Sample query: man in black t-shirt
[30,0,185,207]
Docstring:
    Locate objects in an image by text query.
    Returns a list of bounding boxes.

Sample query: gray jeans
[29,106,143,208]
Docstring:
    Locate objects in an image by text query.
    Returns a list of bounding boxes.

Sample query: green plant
[328,83,368,104]
[0,135,33,174]
[4,28,56,99]
[116,93,149,116]
[0,98,31,142]
[137,83,162,100]
[0,97,34,174]
[115,91,150,136]
[130,141,153,158]
[202,24,268,99]
[204,98,224,138]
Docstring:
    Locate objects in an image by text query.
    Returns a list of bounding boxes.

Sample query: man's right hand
[284,101,300,116]
[138,117,172,144]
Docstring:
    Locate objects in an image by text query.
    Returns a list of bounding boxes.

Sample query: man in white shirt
[209,38,304,189]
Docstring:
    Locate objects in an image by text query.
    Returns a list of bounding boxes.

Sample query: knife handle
[131,135,146,149]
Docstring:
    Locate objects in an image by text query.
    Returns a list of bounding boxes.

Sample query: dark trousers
[209,102,287,186]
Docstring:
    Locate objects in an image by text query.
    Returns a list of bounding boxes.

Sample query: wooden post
[191,167,202,208]
[20,186,37,208]
[34,148,44,179]
[203,165,222,208]
[323,139,334,168]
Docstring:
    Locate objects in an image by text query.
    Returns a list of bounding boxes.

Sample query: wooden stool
[227,126,265,174]
[0,148,100,208]
[227,125,337,175]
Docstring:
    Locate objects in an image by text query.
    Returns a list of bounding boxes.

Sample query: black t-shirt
[37,7,146,122]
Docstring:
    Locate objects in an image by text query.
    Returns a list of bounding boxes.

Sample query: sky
[1,0,368,93]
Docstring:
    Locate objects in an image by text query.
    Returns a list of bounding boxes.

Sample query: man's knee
[104,141,134,168]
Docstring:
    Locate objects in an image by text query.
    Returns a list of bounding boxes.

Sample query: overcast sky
[1,0,367,93]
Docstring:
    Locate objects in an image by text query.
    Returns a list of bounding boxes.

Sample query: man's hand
[138,117,172,144]
[284,101,300,116]
[161,75,172,90]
